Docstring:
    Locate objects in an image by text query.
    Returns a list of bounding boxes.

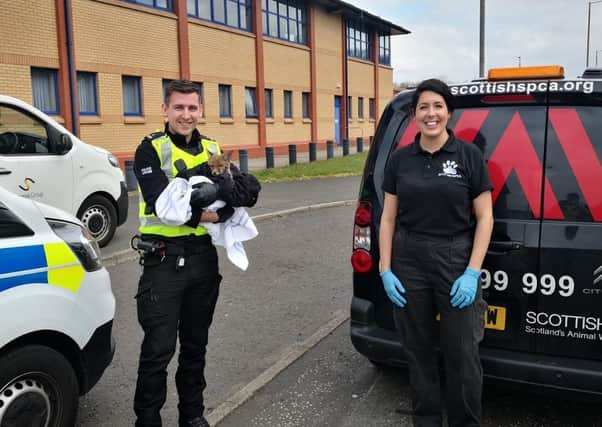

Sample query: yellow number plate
[484,305,506,331]
[435,305,507,331]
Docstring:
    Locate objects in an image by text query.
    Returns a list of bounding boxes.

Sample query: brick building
[0,0,408,164]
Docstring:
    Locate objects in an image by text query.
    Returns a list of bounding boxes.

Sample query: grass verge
[253,152,367,183]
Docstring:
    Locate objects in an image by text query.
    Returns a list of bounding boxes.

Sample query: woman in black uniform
[379,78,494,427]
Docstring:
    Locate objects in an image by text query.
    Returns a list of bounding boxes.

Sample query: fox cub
[207,151,233,176]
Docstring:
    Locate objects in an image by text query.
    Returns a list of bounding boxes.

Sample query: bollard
[288,144,297,165]
[125,160,138,191]
[356,137,363,153]
[238,149,248,173]
[369,135,373,146]
[326,140,334,159]
[342,138,349,156]
[265,146,274,169]
[309,142,317,162]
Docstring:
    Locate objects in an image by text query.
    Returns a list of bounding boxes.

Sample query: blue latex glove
[380,269,407,308]
[450,267,481,309]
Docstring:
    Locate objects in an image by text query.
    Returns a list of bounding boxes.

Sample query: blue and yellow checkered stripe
[0,243,85,293]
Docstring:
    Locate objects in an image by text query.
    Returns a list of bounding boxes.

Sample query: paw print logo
[442,160,458,175]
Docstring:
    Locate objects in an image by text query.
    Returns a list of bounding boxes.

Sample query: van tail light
[351,201,373,273]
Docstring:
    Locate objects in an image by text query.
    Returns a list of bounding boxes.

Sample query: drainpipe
[64,0,79,136]
[341,16,348,142]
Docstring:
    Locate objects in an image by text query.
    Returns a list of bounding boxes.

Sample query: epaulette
[142,131,166,143]
[198,133,215,142]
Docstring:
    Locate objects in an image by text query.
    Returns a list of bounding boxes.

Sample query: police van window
[545,105,602,222]
[0,105,49,155]
[0,202,34,238]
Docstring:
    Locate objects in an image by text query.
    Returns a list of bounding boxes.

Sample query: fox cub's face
[207,151,232,176]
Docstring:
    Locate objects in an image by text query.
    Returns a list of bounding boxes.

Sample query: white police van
[0,186,115,426]
[0,95,128,246]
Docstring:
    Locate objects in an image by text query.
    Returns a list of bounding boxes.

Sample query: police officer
[133,80,233,427]
[379,78,494,427]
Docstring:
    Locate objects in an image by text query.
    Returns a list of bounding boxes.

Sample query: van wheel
[78,195,117,247]
[0,345,78,427]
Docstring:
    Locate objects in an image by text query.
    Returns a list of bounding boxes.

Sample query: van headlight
[108,153,120,168]
[48,220,103,271]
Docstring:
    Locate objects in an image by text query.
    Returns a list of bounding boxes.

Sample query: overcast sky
[344,0,602,83]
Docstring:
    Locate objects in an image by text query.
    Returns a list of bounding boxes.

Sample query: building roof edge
[313,0,411,35]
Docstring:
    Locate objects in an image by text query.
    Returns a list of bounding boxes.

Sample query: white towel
[180,176,259,271]
[154,177,194,225]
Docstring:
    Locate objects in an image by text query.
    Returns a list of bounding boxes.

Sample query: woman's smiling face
[414,90,451,139]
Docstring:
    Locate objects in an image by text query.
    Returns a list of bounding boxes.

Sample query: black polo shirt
[382,130,493,236]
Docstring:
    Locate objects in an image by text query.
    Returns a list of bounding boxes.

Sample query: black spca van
[350,65,602,395]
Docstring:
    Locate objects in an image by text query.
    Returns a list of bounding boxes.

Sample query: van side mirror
[55,133,73,155]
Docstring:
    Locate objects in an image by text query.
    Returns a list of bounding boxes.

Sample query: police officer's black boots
[180,416,210,427]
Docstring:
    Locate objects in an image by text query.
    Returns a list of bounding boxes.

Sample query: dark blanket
[179,162,261,208]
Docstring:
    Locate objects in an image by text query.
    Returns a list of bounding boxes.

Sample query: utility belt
[131,234,211,267]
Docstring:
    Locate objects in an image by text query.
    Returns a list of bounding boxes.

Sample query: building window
[245,87,257,118]
[262,0,307,45]
[219,84,232,118]
[347,96,352,119]
[122,76,142,116]
[124,0,172,11]
[358,97,364,119]
[283,90,292,118]
[379,32,391,65]
[77,72,98,115]
[369,98,375,120]
[188,0,251,31]
[265,88,273,118]
[302,92,310,119]
[195,82,204,114]
[161,79,174,100]
[347,20,372,61]
[31,68,59,115]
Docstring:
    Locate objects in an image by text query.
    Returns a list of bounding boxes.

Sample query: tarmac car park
[350,66,602,396]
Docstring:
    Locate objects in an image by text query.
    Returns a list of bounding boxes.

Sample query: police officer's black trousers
[391,229,486,427]
[134,240,221,427]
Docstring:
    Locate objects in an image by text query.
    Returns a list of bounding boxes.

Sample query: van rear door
[536,84,602,360]
[446,88,550,354]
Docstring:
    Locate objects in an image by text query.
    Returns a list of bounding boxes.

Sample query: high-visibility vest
[138,133,221,237]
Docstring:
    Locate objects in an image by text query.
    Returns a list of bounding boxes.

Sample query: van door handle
[0,168,11,175]
[487,240,523,256]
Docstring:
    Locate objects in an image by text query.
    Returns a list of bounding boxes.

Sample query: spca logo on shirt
[438,160,462,178]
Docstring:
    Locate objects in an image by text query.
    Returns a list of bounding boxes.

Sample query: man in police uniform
[133,80,232,427]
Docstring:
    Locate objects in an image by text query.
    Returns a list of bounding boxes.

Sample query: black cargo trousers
[391,229,486,427]
[134,235,222,427]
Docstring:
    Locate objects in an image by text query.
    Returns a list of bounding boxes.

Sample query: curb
[101,200,356,266]
[208,309,350,426]
[251,200,355,222]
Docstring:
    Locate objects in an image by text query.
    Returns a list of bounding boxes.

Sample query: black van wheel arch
[78,194,117,247]
[0,345,79,427]
[369,359,388,368]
